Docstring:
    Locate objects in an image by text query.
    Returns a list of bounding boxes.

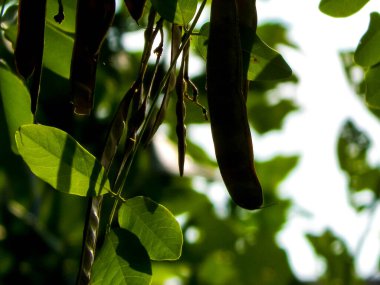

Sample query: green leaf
[46,0,76,33]
[319,0,369,17]
[365,64,380,109]
[257,23,298,50]
[336,120,380,198]
[247,35,292,81]
[0,65,33,153]
[151,0,197,25]
[194,23,292,81]
[15,124,110,196]
[118,196,183,260]
[306,230,356,282]
[198,251,238,284]
[91,229,152,285]
[194,22,209,60]
[43,23,74,78]
[4,22,73,79]
[337,120,370,176]
[249,98,298,134]
[256,155,299,191]
[355,13,380,67]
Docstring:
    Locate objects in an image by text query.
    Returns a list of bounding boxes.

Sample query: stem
[141,0,207,138]
[106,22,165,233]
[355,199,378,257]
[104,12,164,233]
[105,0,208,227]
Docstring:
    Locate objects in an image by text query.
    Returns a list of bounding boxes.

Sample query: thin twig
[105,0,208,226]
[355,199,378,257]
[105,15,165,233]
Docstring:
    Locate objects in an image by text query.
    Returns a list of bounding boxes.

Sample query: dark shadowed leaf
[124,0,147,22]
[150,0,197,25]
[249,98,298,134]
[91,229,152,285]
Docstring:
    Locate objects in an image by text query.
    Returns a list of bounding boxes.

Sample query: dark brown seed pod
[70,0,115,115]
[206,0,262,210]
[15,0,47,80]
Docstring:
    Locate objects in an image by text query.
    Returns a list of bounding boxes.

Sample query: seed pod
[70,0,115,115]
[206,0,262,210]
[15,0,47,80]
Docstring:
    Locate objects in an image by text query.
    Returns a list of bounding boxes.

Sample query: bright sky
[254,0,380,280]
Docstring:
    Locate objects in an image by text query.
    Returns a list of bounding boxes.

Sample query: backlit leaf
[46,0,76,33]
[365,64,380,109]
[194,22,209,60]
[247,35,292,81]
[307,230,356,282]
[194,23,292,81]
[43,23,74,78]
[4,22,73,79]
[118,196,183,260]
[15,124,110,196]
[0,65,33,153]
[319,0,369,17]
[257,23,298,50]
[355,13,380,67]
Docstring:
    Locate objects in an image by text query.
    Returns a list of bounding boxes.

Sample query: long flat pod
[206,0,262,209]
[70,0,115,115]
[15,0,46,80]
[15,0,47,114]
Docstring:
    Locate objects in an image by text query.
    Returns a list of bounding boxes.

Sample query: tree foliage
[0,0,379,284]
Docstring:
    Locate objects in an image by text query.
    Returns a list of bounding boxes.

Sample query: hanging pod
[15,0,47,114]
[70,0,115,115]
[206,0,262,210]
[15,0,47,80]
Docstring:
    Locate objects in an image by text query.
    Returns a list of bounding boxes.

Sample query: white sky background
[123,0,380,281]
[254,0,380,280]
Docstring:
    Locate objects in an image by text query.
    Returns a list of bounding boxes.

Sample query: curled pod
[70,0,115,115]
[15,0,47,80]
[206,0,262,210]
